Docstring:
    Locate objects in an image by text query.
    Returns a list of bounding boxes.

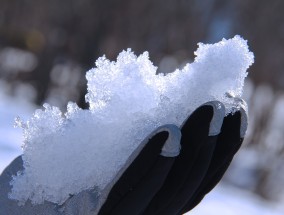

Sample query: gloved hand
[141,100,248,215]
[0,100,248,215]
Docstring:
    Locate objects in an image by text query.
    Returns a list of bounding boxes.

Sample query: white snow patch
[9,36,254,205]
[0,82,36,174]
[189,184,284,215]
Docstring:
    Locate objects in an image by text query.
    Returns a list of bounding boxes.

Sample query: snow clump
[9,35,254,205]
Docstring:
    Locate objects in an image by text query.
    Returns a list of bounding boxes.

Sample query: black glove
[141,100,247,215]
[0,100,247,215]
[99,100,247,215]
[98,124,181,214]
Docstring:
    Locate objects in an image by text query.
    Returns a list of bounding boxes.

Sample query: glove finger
[180,104,248,213]
[152,101,225,215]
[98,124,181,215]
[143,101,224,215]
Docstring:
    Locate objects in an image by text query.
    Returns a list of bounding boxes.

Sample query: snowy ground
[189,184,284,215]
[0,92,283,215]
[0,92,36,172]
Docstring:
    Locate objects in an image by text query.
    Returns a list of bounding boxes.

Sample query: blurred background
[1,0,284,214]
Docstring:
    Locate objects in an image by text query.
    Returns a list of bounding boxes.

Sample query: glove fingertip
[204,101,225,136]
[239,101,248,138]
[158,124,181,157]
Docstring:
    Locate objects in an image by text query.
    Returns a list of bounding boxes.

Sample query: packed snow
[8,36,254,205]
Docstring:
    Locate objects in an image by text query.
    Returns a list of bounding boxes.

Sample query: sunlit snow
[9,36,254,205]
